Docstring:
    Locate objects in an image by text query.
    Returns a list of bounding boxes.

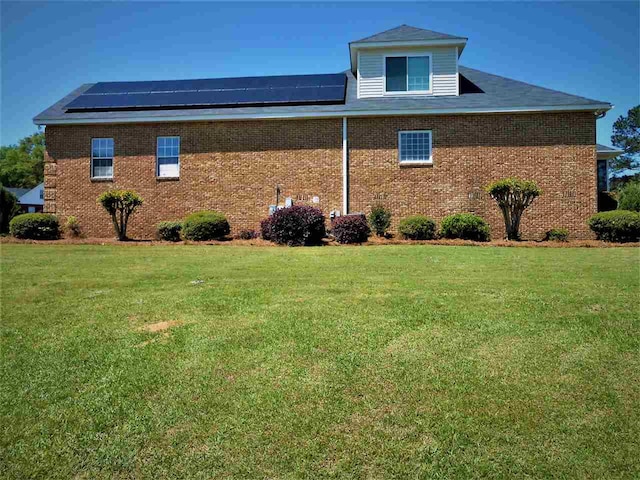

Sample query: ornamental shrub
[236,229,258,240]
[9,213,60,240]
[588,210,640,243]
[260,217,273,241]
[439,213,490,241]
[485,178,541,240]
[617,181,640,212]
[182,211,230,241]
[368,205,392,237]
[398,215,436,240]
[0,186,20,234]
[544,228,569,242]
[65,216,82,238]
[157,221,182,242]
[332,214,370,244]
[266,205,326,246]
[97,189,143,240]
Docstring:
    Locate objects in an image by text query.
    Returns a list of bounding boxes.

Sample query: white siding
[357,46,459,98]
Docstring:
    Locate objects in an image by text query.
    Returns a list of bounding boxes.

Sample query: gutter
[34,103,614,126]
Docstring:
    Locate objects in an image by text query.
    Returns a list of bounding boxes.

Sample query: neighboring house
[34,25,616,239]
[6,183,44,213]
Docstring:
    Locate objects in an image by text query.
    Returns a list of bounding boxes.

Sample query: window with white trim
[156,136,180,178]
[398,131,432,163]
[385,55,431,93]
[91,138,114,179]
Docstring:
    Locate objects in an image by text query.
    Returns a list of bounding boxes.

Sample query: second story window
[91,138,114,179]
[157,136,180,178]
[385,55,431,93]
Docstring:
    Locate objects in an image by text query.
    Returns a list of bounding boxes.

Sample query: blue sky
[1,1,638,146]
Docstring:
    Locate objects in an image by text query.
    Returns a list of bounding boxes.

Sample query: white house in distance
[6,183,44,213]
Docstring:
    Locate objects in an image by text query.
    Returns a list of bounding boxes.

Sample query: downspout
[342,117,348,215]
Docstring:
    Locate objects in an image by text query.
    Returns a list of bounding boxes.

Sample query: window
[157,136,180,178]
[91,138,114,179]
[385,55,431,93]
[39,189,44,199]
[398,131,432,164]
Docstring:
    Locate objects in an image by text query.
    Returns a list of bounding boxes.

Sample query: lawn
[1,244,639,479]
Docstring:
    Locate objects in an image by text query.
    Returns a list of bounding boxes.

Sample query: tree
[610,105,640,178]
[97,190,143,241]
[0,132,45,188]
[0,186,20,234]
[485,178,541,240]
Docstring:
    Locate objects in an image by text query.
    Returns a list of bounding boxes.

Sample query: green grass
[1,244,639,479]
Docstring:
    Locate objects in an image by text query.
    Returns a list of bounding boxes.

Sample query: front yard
[1,244,639,478]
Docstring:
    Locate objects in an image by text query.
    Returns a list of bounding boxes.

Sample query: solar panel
[65,73,347,111]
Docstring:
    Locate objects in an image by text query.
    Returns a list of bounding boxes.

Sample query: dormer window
[385,55,431,93]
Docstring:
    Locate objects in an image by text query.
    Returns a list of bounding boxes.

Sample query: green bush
[588,210,640,243]
[97,190,143,240]
[544,228,569,242]
[485,178,541,240]
[368,205,391,237]
[398,215,436,240]
[439,213,490,241]
[157,221,182,242]
[182,211,230,241]
[65,216,82,238]
[617,182,640,212]
[9,213,60,240]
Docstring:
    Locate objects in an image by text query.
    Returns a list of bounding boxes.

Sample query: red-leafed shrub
[332,214,370,244]
[264,205,326,246]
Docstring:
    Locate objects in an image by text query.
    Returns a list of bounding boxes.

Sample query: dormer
[350,25,467,98]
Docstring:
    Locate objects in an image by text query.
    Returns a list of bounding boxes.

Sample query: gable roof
[33,66,611,125]
[5,187,30,199]
[352,24,466,44]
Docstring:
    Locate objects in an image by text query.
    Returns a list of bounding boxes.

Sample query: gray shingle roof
[596,144,622,152]
[351,24,466,43]
[5,187,30,198]
[33,66,611,125]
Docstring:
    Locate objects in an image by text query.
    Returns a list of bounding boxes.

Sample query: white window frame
[398,130,433,165]
[91,138,114,179]
[156,136,180,178]
[383,52,433,95]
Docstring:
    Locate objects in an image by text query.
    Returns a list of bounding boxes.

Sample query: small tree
[368,205,392,237]
[0,186,20,234]
[485,178,541,240]
[97,190,143,240]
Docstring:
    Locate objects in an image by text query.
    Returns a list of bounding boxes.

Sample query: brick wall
[45,112,597,240]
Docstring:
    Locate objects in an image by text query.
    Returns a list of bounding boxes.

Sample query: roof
[596,144,624,159]
[351,24,467,44]
[596,144,622,153]
[5,187,29,198]
[34,66,611,125]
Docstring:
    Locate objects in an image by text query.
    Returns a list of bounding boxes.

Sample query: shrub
[588,210,640,243]
[9,213,60,240]
[398,215,436,240]
[368,205,392,237]
[65,216,82,238]
[236,229,258,240]
[97,190,143,241]
[332,214,370,244]
[157,221,182,242]
[617,181,640,212]
[0,186,20,234]
[485,178,541,240]
[544,228,569,242]
[266,205,326,246]
[439,213,490,241]
[260,217,273,241]
[182,211,230,241]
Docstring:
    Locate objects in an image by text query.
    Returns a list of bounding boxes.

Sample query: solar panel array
[64,73,347,112]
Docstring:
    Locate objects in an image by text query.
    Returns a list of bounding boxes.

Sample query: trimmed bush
[617,181,640,212]
[182,211,230,241]
[368,205,392,237]
[260,217,273,241]
[9,213,60,240]
[65,216,82,238]
[332,214,370,244]
[398,215,436,240]
[157,221,182,242]
[588,210,640,243]
[485,178,541,240]
[439,213,490,241]
[236,229,258,240]
[544,228,569,242]
[97,189,143,240]
[265,205,326,246]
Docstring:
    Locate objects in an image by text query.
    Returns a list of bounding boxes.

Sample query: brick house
[34,25,618,240]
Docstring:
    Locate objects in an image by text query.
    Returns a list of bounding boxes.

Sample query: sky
[1,1,639,146]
